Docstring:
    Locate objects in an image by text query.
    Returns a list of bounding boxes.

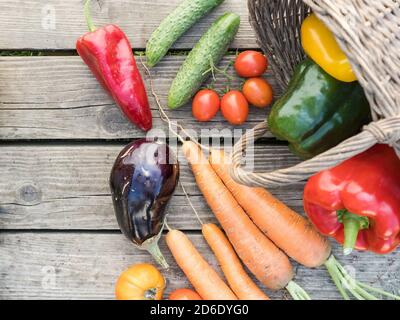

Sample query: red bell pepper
[304,144,400,255]
[76,0,152,131]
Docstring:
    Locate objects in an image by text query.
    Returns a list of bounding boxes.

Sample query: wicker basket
[230,0,400,188]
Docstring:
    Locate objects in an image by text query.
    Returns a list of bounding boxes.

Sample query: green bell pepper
[268,59,371,159]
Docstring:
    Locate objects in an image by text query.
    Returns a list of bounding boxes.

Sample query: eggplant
[110,139,179,268]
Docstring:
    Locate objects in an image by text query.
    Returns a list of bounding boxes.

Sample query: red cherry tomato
[234,51,268,78]
[242,77,274,108]
[221,90,249,125]
[169,289,202,300]
[192,89,220,122]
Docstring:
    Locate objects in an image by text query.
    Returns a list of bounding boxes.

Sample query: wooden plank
[0,144,302,230]
[1,232,399,300]
[0,56,279,140]
[0,0,257,50]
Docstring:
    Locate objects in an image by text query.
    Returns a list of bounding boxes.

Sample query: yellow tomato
[115,264,165,300]
[301,14,357,82]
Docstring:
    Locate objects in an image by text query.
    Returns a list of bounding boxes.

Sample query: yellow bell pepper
[301,14,357,82]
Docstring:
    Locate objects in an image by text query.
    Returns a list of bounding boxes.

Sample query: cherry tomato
[169,288,202,300]
[192,89,220,122]
[234,51,268,78]
[242,77,274,108]
[221,90,249,125]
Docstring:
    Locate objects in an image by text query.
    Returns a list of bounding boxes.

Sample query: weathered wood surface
[0,0,256,50]
[0,144,303,230]
[0,56,279,140]
[1,232,399,300]
[0,0,399,301]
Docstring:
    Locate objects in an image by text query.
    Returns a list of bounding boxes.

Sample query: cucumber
[168,13,240,109]
[146,0,225,68]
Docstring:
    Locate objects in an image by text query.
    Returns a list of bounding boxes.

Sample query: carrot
[209,149,332,268]
[165,229,238,300]
[182,141,293,290]
[202,223,270,300]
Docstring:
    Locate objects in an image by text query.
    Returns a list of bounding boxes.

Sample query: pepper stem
[84,0,96,32]
[337,210,369,255]
[324,255,400,300]
[285,281,312,300]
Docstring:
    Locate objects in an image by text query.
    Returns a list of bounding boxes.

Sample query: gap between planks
[0,143,303,230]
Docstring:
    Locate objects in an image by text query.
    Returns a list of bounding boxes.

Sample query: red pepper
[304,144,400,255]
[76,0,152,131]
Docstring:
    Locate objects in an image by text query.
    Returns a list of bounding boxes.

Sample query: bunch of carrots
[165,141,400,300]
[165,141,331,300]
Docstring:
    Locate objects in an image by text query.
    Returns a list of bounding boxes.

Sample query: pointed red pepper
[76,0,152,131]
[304,144,400,255]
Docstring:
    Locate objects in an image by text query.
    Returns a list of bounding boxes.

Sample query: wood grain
[0,144,303,230]
[0,0,257,50]
[1,232,399,300]
[0,56,279,140]
[1,0,397,302]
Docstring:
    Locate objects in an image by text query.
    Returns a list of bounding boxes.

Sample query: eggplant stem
[324,255,400,300]
[285,281,311,300]
[146,241,169,269]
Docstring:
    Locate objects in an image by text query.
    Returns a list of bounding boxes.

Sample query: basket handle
[230,116,400,188]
